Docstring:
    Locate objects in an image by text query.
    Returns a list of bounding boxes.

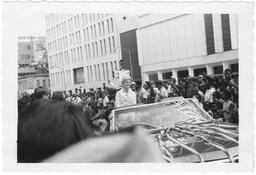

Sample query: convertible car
[109,98,239,163]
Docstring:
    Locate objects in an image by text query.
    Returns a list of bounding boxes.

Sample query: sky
[11,4,47,37]
[16,8,136,37]
[18,13,46,37]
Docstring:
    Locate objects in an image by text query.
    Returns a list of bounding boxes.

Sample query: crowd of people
[17,68,239,162]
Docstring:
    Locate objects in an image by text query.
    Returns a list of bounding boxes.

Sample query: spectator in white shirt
[204,77,216,103]
[138,83,149,104]
[154,80,168,103]
[115,76,137,108]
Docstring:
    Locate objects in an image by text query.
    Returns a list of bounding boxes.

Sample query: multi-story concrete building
[18,41,34,66]
[135,14,238,82]
[45,14,121,92]
[18,36,50,95]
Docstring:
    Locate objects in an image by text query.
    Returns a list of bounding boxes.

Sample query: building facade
[45,14,121,92]
[18,36,50,95]
[18,74,51,94]
[136,14,238,82]
[119,16,141,82]
[18,40,34,66]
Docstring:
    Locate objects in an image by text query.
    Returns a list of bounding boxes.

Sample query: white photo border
[1,0,254,173]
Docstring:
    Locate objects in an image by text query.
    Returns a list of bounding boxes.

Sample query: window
[80,46,83,62]
[98,23,101,36]
[110,62,114,78]
[95,42,99,57]
[94,65,97,81]
[67,50,70,64]
[162,71,172,80]
[78,31,81,44]
[77,15,80,28]
[86,28,89,40]
[94,25,97,38]
[87,66,90,82]
[97,64,100,80]
[84,45,88,59]
[77,47,80,62]
[230,63,238,73]
[213,66,223,75]
[74,16,77,28]
[75,32,78,45]
[204,14,215,55]
[90,66,93,81]
[102,21,105,35]
[103,39,106,55]
[149,74,158,81]
[73,48,77,62]
[92,43,95,58]
[110,18,114,32]
[105,62,109,80]
[108,37,112,54]
[102,63,105,80]
[83,29,86,42]
[107,19,110,33]
[114,61,117,71]
[221,14,232,51]
[100,40,103,56]
[73,67,85,84]
[177,70,189,80]
[112,36,115,50]
[88,44,91,59]
[82,14,85,26]
[60,72,63,87]
[194,68,207,77]
[70,49,73,63]
[90,26,93,39]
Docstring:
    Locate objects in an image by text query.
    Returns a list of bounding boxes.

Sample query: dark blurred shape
[33,86,50,100]
[18,100,94,162]
[52,91,65,101]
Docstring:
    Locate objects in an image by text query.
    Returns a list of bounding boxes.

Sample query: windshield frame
[110,98,213,132]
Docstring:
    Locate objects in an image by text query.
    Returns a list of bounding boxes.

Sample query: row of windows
[84,36,116,59]
[47,30,115,55]
[48,36,116,68]
[86,61,118,83]
[204,14,232,55]
[48,50,70,68]
[47,36,68,53]
[148,63,238,81]
[19,78,50,90]
[50,70,72,88]
[36,79,49,88]
[50,60,118,87]
[46,14,114,42]
[46,14,110,28]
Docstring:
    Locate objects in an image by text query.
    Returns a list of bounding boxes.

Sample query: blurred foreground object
[44,127,164,162]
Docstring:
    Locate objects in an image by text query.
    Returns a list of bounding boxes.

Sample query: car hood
[151,121,238,163]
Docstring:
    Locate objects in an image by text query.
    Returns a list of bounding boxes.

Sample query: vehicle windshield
[114,99,211,129]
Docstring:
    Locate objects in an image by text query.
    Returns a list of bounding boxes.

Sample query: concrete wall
[136,14,238,82]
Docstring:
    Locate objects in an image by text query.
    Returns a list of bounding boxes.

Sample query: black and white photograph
[1,0,254,173]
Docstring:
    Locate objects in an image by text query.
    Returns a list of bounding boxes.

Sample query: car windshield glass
[114,100,210,129]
